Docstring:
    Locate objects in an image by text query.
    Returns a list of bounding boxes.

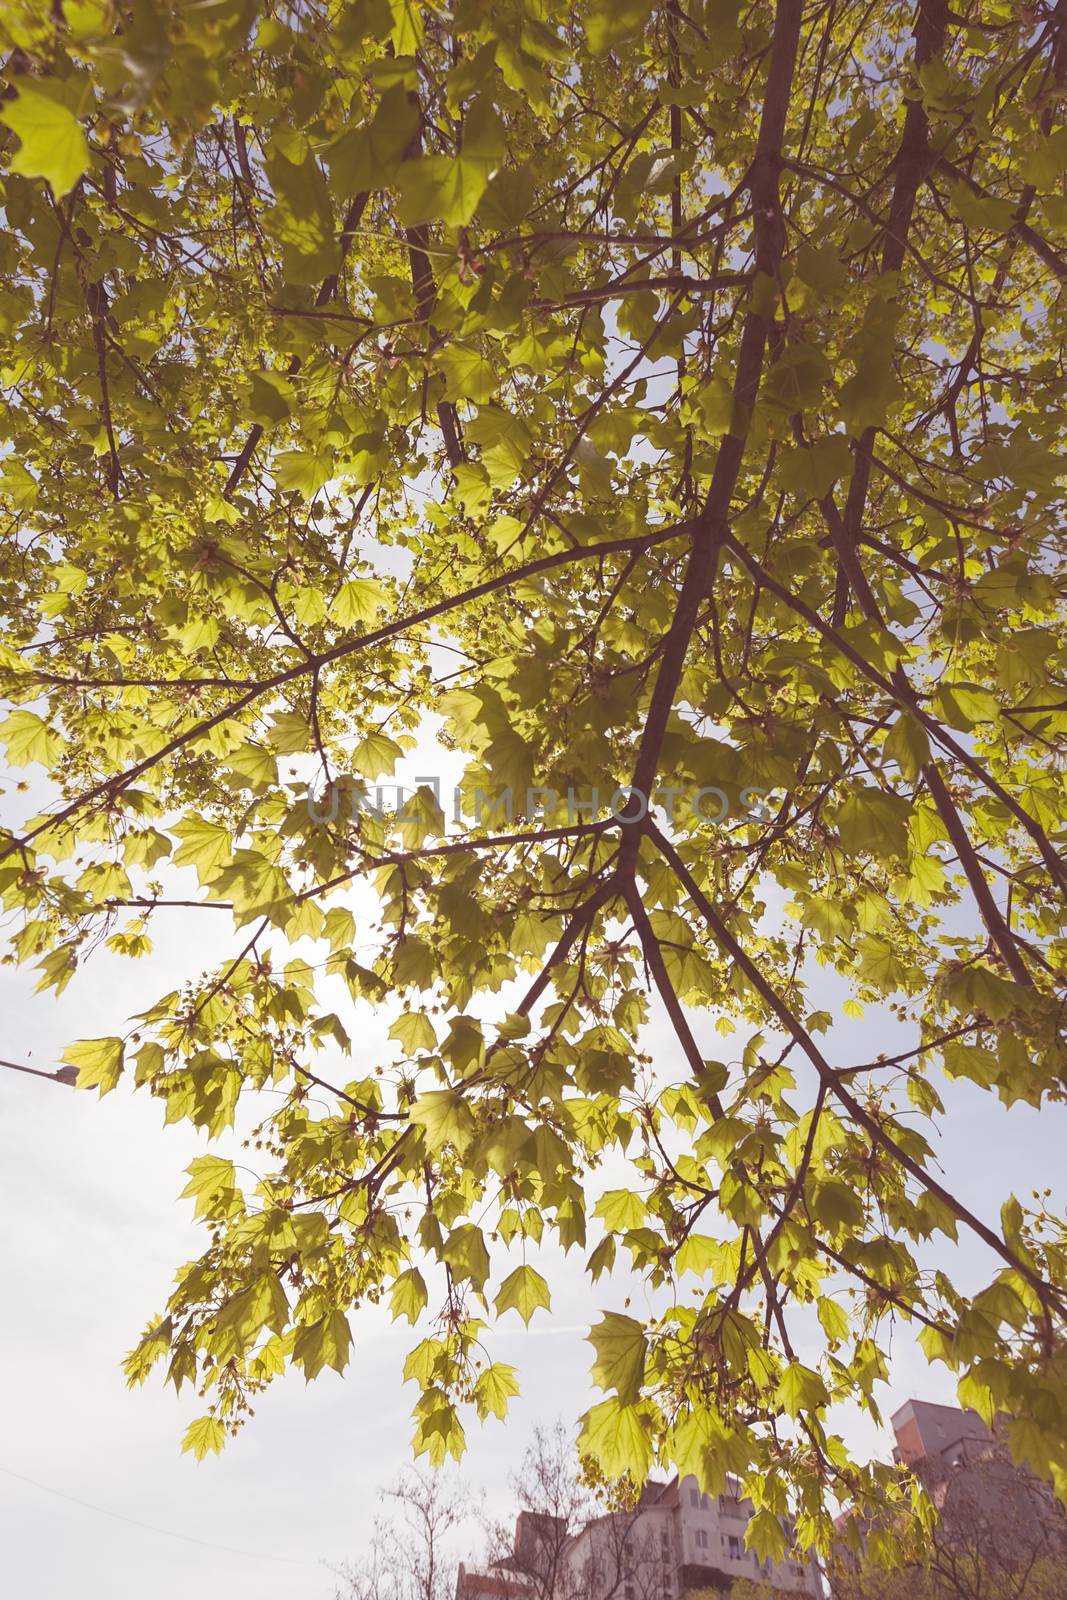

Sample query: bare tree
[485,1422,666,1600]
[830,1443,1067,1600]
[828,1560,1067,1600]
[921,1443,1066,1600]
[482,1422,593,1599]
[334,1468,479,1600]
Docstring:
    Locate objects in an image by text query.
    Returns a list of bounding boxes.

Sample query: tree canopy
[827,1555,1067,1600]
[2,0,1067,1567]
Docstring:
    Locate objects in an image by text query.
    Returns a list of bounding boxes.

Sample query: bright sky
[2,734,1065,1599]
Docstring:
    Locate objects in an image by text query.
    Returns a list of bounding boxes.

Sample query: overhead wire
[0,1463,320,1567]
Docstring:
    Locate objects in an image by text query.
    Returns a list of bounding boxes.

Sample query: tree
[1,0,1066,1567]
[486,1421,662,1600]
[924,1442,1067,1593]
[486,1422,596,1600]
[827,1557,1067,1600]
[831,1439,1067,1600]
[333,1468,477,1600]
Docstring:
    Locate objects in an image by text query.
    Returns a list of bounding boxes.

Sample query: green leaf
[325,85,420,193]
[268,711,312,756]
[675,1234,730,1279]
[293,1310,352,1379]
[835,786,911,859]
[933,682,1000,730]
[390,1267,428,1324]
[324,906,356,952]
[332,578,388,628]
[776,1361,830,1417]
[247,369,295,425]
[745,1507,788,1563]
[274,449,333,498]
[884,712,931,780]
[441,1222,491,1286]
[172,816,233,882]
[395,155,492,226]
[693,376,734,435]
[578,1396,652,1479]
[779,435,852,500]
[593,1190,646,1231]
[949,182,1018,234]
[438,344,498,404]
[796,242,848,296]
[64,1036,124,1096]
[0,710,64,767]
[473,1361,520,1421]
[410,1089,477,1154]
[180,1155,237,1220]
[210,851,290,924]
[181,1415,226,1461]
[816,1296,850,1345]
[589,1312,647,1403]
[810,1179,865,1232]
[1007,1415,1054,1478]
[389,1011,438,1054]
[215,1272,288,1353]
[585,0,653,54]
[1001,1194,1025,1248]
[0,85,91,197]
[389,0,423,54]
[451,461,492,514]
[764,343,832,412]
[839,350,904,433]
[441,1014,484,1076]
[397,783,446,849]
[225,742,278,789]
[352,731,403,778]
[494,1264,551,1326]
[943,1041,1001,1089]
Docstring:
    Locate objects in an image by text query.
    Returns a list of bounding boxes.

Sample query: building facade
[456,1562,536,1600]
[889,1399,993,1469]
[469,1475,823,1600]
[834,1396,1067,1577]
[894,1399,1066,1570]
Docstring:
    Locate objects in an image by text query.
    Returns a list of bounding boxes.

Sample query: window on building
[727,1536,743,1559]
[689,1486,700,1506]
[695,1529,709,1550]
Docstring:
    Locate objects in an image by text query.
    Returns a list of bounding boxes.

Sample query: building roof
[890,1399,991,1467]
[640,1475,678,1507]
[455,1561,534,1599]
